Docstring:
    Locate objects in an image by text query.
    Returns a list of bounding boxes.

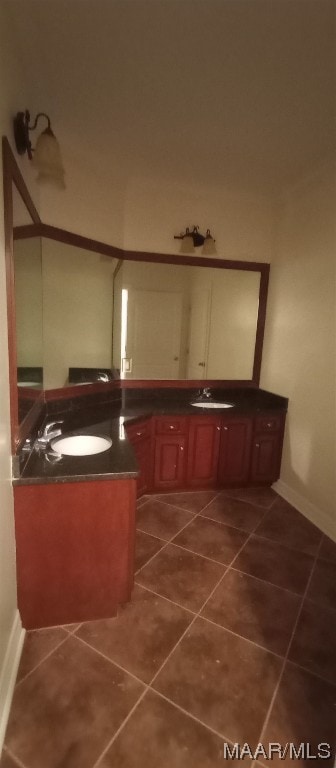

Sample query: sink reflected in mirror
[50,434,112,456]
[190,401,234,409]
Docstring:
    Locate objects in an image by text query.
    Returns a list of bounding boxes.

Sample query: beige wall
[40,165,276,263]
[14,238,43,368]
[122,176,275,262]
[261,163,336,539]
[42,240,116,389]
[0,3,40,746]
[190,267,260,379]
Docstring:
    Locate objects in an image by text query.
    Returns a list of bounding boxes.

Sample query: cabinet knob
[255,443,260,448]
[217,426,221,431]
[180,446,184,451]
[169,425,176,430]
[223,426,228,431]
[198,362,205,367]
[136,431,142,437]
[267,422,272,428]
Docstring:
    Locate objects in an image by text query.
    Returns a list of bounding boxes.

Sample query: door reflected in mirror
[12,236,263,391]
[113,260,261,380]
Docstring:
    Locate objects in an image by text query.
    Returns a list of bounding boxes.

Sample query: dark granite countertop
[13,387,288,486]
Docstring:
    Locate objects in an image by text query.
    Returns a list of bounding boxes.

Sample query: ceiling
[4,0,336,195]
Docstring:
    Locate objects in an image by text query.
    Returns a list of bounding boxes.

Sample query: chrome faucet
[200,387,212,399]
[37,420,64,446]
[97,372,109,382]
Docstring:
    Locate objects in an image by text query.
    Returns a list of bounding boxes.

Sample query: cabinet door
[218,418,252,485]
[154,435,186,490]
[125,419,153,498]
[187,417,221,487]
[132,438,152,496]
[250,433,280,484]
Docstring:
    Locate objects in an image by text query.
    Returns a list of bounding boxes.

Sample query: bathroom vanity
[12,386,287,629]
[3,138,288,632]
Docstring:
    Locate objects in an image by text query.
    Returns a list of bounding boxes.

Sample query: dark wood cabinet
[14,479,137,629]
[250,412,285,484]
[125,419,152,496]
[152,416,188,491]
[153,434,187,490]
[187,416,221,487]
[132,438,152,496]
[128,409,286,495]
[217,417,253,485]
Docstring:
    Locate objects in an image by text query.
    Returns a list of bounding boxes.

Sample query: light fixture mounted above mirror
[174,225,216,255]
[13,109,65,189]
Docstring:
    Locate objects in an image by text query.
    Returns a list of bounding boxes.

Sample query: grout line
[221,488,277,511]
[197,613,285,662]
[193,490,223,516]
[228,504,271,570]
[134,541,169,575]
[135,509,202,575]
[137,503,277,695]
[62,623,83,635]
[92,688,149,768]
[256,536,324,750]
[14,634,71,688]
[198,492,273,539]
[303,593,336,616]
[241,530,323,559]
[161,539,232,567]
[153,687,238,746]
[74,634,147,687]
[228,564,304,598]
[134,576,302,666]
[2,747,28,768]
[285,658,336,689]
[139,496,201,517]
[147,521,258,691]
[133,582,196,616]
[92,517,256,767]
[136,511,197,544]
[135,526,170,543]
[198,510,255,535]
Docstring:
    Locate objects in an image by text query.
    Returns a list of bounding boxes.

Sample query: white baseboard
[272,479,336,543]
[0,610,25,753]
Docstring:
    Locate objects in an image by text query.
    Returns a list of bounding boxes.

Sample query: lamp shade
[180,234,194,254]
[32,128,65,189]
[202,231,216,256]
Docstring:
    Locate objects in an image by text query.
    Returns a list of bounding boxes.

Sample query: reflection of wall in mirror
[113,261,260,380]
[42,240,116,389]
[14,237,43,369]
[189,268,260,379]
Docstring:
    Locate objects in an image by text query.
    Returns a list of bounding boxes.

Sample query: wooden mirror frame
[2,137,44,453]
[3,136,270,453]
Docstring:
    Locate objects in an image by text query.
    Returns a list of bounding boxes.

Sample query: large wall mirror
[3,138,269,451]
[3,138,43,451]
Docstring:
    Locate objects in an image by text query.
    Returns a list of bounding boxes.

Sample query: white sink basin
[18,381,40,388]
[191,401,234,409]
[51,434,112,456]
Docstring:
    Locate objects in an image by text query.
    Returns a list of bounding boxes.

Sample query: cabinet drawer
[155,416,188,435]
[254,414,282,433]
[125,419,152,443]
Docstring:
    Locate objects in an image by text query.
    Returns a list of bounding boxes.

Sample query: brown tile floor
[1,489,335,768]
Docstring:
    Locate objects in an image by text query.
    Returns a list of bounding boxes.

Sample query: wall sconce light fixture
[13,109,65,189]
[174,225,216,256]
